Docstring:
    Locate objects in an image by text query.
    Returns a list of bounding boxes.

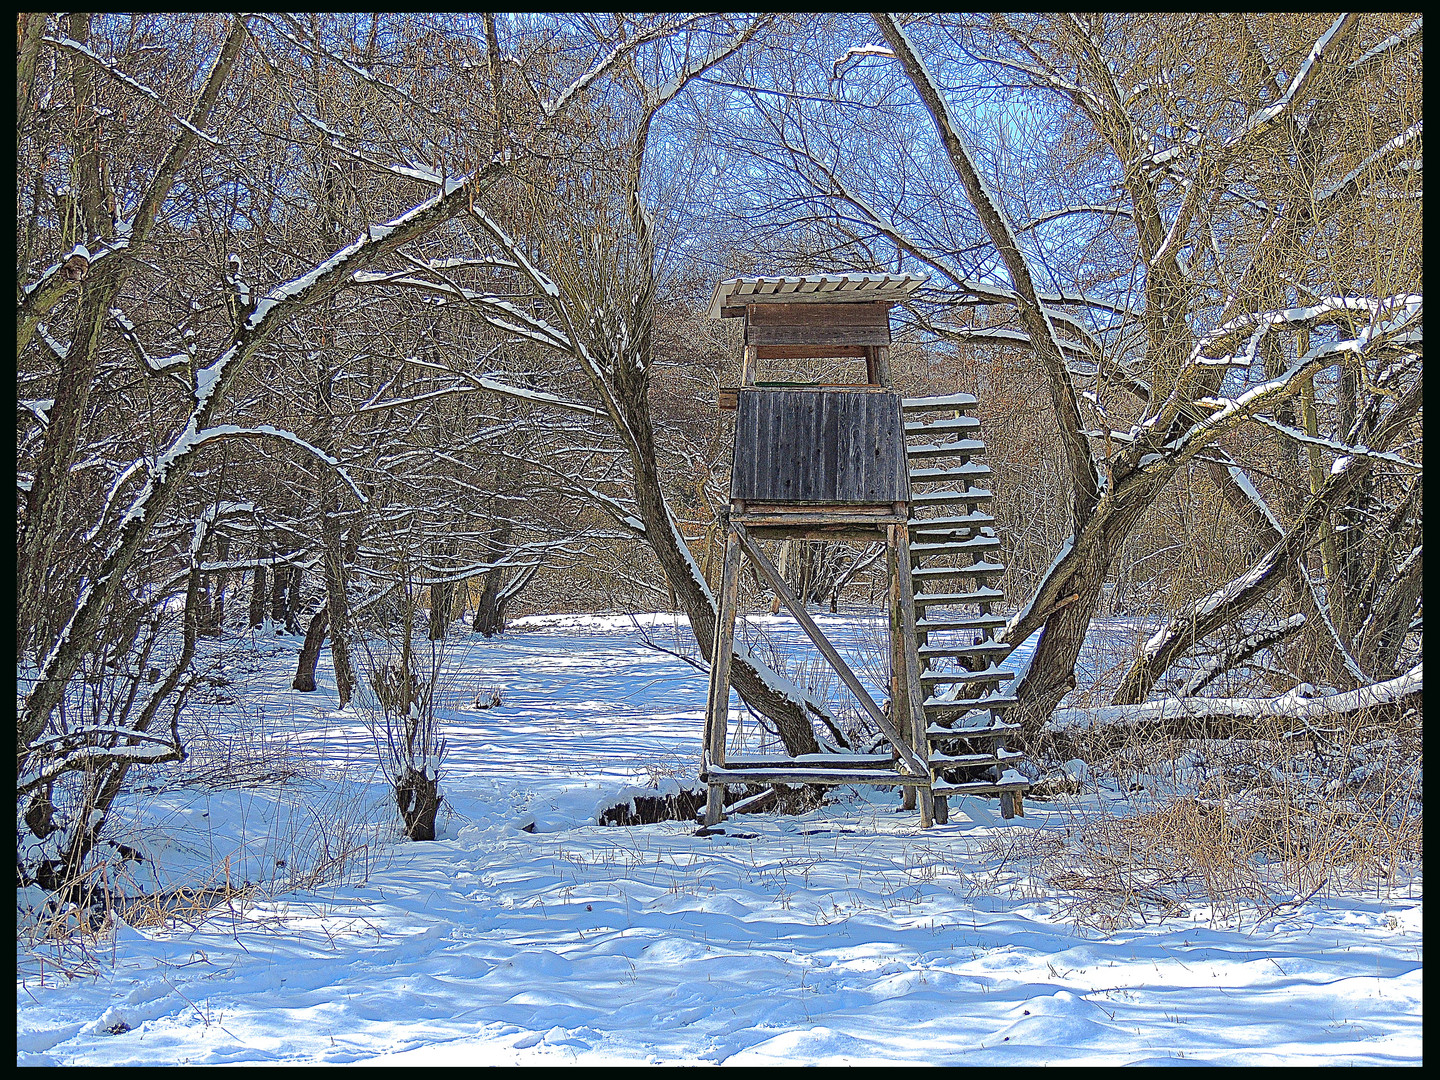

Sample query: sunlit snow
[16,613,1422,1066]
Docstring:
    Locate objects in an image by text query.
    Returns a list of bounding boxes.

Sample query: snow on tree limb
[541,14,714,120]
[1314,120,1423,205]
[1251,415,1422,472]
[1225,14,1359,152]
[44,34,226,146]
[1141,327,1422,476]
[1113,374,1423,704]
[872,13,1102,524]
[831,43,895,79]
[178,425,368,504]
[1347,16,1422,72]
[1176,614,1308,698]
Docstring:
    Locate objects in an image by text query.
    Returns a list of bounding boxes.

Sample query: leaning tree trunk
[292,604,330,691]
[472,516,515,636]
[615,353,820,757]
[1004,476,1166,745]
[472,569,507,636]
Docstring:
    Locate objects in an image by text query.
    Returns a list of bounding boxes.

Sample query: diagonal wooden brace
[732,522,930,780]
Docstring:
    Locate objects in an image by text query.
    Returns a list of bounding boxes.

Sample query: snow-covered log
[1049,664,1422,751]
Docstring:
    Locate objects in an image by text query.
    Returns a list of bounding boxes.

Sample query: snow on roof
[707,272,928,320]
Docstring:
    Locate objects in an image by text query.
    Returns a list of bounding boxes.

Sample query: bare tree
[16,12,701,883]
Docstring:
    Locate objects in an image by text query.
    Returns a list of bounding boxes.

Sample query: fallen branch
[1047,664,1421,752]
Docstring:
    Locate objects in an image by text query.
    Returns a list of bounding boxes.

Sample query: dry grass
[1002,705,1422,932]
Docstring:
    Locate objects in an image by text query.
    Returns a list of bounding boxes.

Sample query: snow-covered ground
[17,613,1422,1065]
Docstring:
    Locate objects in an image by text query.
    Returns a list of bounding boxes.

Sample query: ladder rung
[904,416,980,434]
[926,719,1019,737]
[915,613,1009,632]
[909,463,993,482]
[908,512,995,529]
[906,440,986,458]
[911,529,997,545]
[902,393,979,413]
[909,537,1002,555]
[918,643,1011,662]
[919,661,1013,679]
[909,488,993,505]
[704,766,927,786]
[931,775,1030,796]
[912,588,1006,607]
[930,748,1025,767]
[924,693,1019,710]
[910,561,1006,578]
[920,672,1015,689]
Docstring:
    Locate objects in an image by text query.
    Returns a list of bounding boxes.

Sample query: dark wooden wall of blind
[731,389,909,504]
[742,301,892,348]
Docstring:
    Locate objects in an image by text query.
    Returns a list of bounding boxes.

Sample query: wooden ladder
[902,394,1030,822]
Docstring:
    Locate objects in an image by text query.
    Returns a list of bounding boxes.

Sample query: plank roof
[707,273,927,320]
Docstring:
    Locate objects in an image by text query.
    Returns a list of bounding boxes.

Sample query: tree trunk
[284,565,304,635]
[16,14,107,661]
[395,767,441,841]
[322,526,356,707]
[428,542,457,641]
[472,516,515,636]
[1046,664,1422,762]
[249,562,268,629]
[1003,471,1167,745]
[200,535,229,636]
[1009,544,1108,741]
[292,604,330,691]
[472,572,506,636]
[270,561,289,626]
[428,583,452,640]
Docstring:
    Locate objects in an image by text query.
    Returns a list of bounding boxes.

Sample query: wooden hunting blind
[700,273,1030,829]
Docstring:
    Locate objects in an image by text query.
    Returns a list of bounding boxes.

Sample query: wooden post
[704,528,742,826]
[891,523,934,828]
[869,343,893,387]
[741,342,758,386]
[886,528,916,811]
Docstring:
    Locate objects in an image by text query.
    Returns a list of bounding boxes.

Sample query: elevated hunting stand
[700,273,1030,828]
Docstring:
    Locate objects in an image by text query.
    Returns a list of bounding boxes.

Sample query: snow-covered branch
[1053,663,1421,735]
[44,34,225,146]
[1224,14,1359,152]
[109,308,188,375]
[1176,614,1308,698]
[1314,119,1423,205]
[1250,416,1423,472]
[542,14,713,119]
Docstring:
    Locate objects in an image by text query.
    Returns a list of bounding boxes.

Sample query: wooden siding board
[746,324,891,347]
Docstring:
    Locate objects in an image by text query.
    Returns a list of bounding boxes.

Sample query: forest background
[15,13,1421,897]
